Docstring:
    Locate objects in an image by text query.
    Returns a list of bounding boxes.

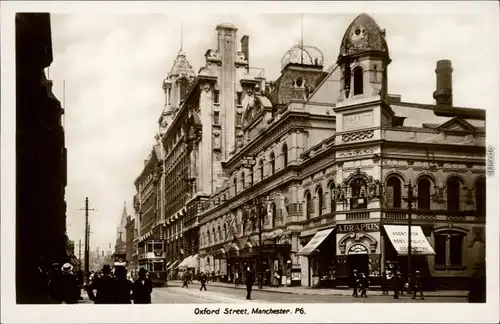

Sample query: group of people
[86,265,153,304]
[352,268,424,299]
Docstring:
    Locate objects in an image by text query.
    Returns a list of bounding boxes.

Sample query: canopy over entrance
[297,227,335,256]
[384,225,435,256]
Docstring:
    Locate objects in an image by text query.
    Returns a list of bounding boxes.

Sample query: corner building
[197,14,486,289]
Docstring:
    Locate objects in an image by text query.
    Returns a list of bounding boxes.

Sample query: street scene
[13,2,495,316]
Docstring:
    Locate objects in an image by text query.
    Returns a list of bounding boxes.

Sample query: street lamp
[243,197,268,290]
[403,180,418,294]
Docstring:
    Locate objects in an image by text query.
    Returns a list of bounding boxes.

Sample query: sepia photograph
[2,1,499,323]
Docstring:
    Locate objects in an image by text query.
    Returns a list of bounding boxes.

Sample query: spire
[122,201,127,218]
[180,23,183,52]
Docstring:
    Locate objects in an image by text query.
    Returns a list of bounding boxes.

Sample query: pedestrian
[381,271,388,294]
[273,271,281,287]
[412,270,424,300]
[359,272,368,298]
[351,269,359,298]
[200,272,208,291]
[114,265,135,304]
[234,271,239,287]
[182,271,189,288]
[57,263,80,304]
[48,263,63,303]
[393,271,403,299]
[245,267,254,300]
[88,265,115,304]
[189,270,194,284]
[133,268,153,304]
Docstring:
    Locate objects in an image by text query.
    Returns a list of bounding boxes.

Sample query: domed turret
[281,44,324,71]
[168,50,196,79]
[339,13,389,59]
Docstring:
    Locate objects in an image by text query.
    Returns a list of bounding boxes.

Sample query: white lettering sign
[343,111,373,129]
[383,225,436,256]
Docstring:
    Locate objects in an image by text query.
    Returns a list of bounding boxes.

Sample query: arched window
[282,144,288,167]
[306,192,313,219]
[447,177,461,211]
[351,178,368,209]
[250,166,254,186]
[241,171,246,190]
[270,152,275,175]
[329,182,336,212]
[259,160,264,180]
[213,228,217,243]
[223,224,227,239]
[353,67,363,95]
[217,226,221,241]
[475,178,486,217]
[317,187,324,216]
[271,203,276,228]
[233,177,238,195]
[386,176,402,208]
[207,230,211,244]
[418,178,432,210]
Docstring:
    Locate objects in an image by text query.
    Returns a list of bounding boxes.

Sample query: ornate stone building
[197,13,486,289]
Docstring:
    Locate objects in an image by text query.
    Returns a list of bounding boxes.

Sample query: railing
[383,209,481,221]
[346,211,370,220]
[384,211,407,220]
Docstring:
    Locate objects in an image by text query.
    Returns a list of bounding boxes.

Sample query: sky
[44,3,499,252]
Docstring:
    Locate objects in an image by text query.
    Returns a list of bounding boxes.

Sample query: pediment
[436,116,476,133]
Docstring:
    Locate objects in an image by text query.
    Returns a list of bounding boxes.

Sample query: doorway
[347,254,369,275]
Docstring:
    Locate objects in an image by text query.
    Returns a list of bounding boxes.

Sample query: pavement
[78,282,468,304]
[167,280,469,297]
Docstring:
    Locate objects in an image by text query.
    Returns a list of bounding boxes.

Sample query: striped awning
[166,260,180,271]
[176,257,190,269]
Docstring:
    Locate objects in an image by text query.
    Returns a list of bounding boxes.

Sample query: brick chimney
[241,35,249,66]
[433,59,453,107]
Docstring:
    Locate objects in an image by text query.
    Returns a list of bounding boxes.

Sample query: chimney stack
[433,59,453,107]
[241,35,249,67]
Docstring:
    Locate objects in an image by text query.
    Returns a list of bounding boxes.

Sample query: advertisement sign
[297,228,334,256]
[383,225,435,256]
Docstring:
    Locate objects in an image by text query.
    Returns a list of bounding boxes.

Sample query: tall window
[418,178,432,209]
[447,177,461,210]
[475,178,486,217]
[223,224,227,240]
[217,226,221,241]
[249,166,254,186]
[350,178,368,209]
[233,177,238,195]
[306,192,313,219]
[241,171,246,190]
[282,144,288,167]
[213,111,220,125]
[317,187,324,216]
[179,78,189,102]
[213,90,219,103]
[386,176,402,208]
[207,230,211,244]
[353,67,364,95]
[271,203,276,228]
[213,228,217,243]
[259,159,264,180]
[270,152,275,174]
[237,91,243,105]
[434,232,464,268]
[329,182,336,212]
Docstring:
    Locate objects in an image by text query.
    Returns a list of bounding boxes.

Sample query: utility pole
[79,197,96,286]
[78,239,82,266]
[404,181,417,294]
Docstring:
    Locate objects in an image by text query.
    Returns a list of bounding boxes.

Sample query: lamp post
[243,197,267,290]
[403,180,417,294]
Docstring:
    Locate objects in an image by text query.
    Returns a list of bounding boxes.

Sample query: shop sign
[348,243,368,255]
[291,272,301,281]
[383,225,435,256]
[337,223,380,233]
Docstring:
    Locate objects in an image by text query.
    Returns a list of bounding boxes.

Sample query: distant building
[112,203,128,262]
[16,13,68,303]
[125,215,136,267]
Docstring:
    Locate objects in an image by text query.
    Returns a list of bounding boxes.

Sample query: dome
[339,13,389,58]
[168,50,195,78]
[281,44,324,71]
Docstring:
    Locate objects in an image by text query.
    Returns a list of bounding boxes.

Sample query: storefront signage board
[337,223,380,233]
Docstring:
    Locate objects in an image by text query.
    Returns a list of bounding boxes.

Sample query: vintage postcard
[1,1,499,323]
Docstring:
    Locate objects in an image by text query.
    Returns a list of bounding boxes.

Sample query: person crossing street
[182,271,189,288]
[199,272,208,291]
[245,267,254,300]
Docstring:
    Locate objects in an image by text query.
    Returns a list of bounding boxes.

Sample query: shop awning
[166,260,180,271]
[177,257,190,269]
[297,228,335,256]
[384,225,435,256]
[185,254,199,268]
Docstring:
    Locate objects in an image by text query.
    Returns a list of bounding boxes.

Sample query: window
[330,183,336,212]
[223,224,227,239]
[434,232,464,268]
[213,111,220,125]
[386,176,402,208]
[146,242,153,253]
[250,166,254,186]
[475,178,486,217]
[236,113,242,126]
[167,88,171,105]
[213,228,217,243]
[447,178,461,210]
[241,171,245,190]
[350,178,368,209]
[270,152,275,175]
[259,160,264,180]
[306,192,313,219]
[233,177,238,195]
[213,90,219,103]
[207,230,211,244]
[450,234,463,266]
[317,187,324,216]
[353,67,363,95]
[271,203,276,227]
[282,144,288,167]
[418,178,432,209]
[179,78,189,103]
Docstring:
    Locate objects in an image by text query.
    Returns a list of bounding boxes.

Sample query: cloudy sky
[41,2,499,251]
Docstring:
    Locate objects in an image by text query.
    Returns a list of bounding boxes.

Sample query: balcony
[383,209,480,222]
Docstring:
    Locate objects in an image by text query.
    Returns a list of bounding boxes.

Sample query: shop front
[335,222,381,287]
[298,227,336,288]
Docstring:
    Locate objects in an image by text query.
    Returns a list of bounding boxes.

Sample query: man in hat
[199,272,208,291]
[114,265,135,304]
[88,264,115,304]
[351,269,359,298]
[59,263,80,304]
[412,270,424,300]
[133,268,153,304]
[245,267,254,300]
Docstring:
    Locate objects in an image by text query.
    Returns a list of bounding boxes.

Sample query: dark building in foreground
[16,13,68,303]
